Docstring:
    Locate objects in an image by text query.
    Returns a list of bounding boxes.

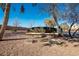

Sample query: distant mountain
[0,25,28,30]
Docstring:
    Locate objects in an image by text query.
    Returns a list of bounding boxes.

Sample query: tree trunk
[72,28,79,37]
[0,3,10,40]
[53,9,63,36]
[68,22,75,38]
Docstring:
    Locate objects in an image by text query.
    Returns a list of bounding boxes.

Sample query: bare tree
[29,20,35,28]
[63,4,79,38]
[43,4,79,37]
[13,19,21,32]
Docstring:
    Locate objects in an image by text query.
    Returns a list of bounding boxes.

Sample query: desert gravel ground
[0,37,79,56]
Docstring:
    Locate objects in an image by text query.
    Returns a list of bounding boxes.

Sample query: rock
[73,44,79,47]
[32,40,38,43]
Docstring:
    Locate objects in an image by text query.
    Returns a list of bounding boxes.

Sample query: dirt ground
[0,37,79,56]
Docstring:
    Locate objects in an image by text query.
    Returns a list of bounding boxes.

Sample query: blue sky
[0,3,65,28]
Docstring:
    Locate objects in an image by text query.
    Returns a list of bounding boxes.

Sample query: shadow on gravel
[0,38,26,41]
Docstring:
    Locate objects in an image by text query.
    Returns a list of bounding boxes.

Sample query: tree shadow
[0,38,27,41]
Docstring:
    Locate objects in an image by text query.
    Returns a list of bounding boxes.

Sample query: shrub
[39,27,45,33]
[29,28,34,32]
[49,40,65,45]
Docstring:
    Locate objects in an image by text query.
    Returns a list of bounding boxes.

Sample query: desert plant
[39,27,45,33]
[44,19,55,28]
[29,28,34,32]
[49,40,65,45]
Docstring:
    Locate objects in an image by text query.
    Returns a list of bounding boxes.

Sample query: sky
[0,3,65,28]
